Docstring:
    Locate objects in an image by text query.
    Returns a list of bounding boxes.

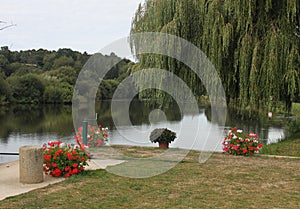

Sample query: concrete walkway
[0,158,125,201]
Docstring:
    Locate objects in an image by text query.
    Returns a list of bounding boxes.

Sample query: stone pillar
[19,145,44,184]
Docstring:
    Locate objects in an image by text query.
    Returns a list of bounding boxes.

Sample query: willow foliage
[131,0,300,113]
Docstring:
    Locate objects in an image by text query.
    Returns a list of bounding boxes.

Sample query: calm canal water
[0,101,288,163]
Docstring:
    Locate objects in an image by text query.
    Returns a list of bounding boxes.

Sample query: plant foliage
[149,128,177,143]
[131,0,300,114]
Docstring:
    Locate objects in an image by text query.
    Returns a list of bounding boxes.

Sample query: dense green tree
[45,66,77,85]
[43,86,63,104]
[7,74,45,104]
[58,82,74,103]
[0,47,133,104]
[42,53,56,70]
[0,54,8,68]
[97,79,119,100]
[0,76,11,104]
[131,0,300,114]
[53,55,74,69]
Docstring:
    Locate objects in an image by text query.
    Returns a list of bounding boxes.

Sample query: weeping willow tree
[130,0,300,115]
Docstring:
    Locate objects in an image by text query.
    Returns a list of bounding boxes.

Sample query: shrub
[286,119,300,137]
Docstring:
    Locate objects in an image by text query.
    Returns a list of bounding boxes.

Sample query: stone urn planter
[149,128,176,149]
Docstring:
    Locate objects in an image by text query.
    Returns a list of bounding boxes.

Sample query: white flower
[233,135,237,139]
[74,144,80,150]
[59,143,66,148]
[237,130,243,133]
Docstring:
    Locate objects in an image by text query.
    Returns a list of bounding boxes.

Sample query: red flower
[72,168,79,175]
[52,163,57,168]
[80,144,86,151]
[231,127,237,132]
[66,152,72,160]
[73,163,78,168]
[258,144,263,149]
[44,154,51,162]
[53,168,62,177]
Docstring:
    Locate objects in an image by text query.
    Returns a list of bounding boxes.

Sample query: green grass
[1,147,300,209]
[260,138,300,157]
[292,103,300,118]
[258,102,300,157]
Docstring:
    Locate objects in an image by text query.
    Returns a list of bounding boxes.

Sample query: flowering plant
[75,125,109,148]
[43,141,90,178]
[222,127,263,156]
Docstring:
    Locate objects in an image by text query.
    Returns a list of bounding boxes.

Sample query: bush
[149,128,176,144]
[286,119,300,137]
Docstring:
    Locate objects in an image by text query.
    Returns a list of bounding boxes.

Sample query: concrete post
[19,145,44,184]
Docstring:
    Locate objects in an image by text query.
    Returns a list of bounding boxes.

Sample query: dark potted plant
[149,128,176,148]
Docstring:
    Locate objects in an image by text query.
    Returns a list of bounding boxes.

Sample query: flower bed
[222,127,263,156]
[75,125,109,148]
[43,125,109,178]
[43,141,90,178]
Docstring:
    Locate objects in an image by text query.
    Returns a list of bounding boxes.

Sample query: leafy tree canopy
[131,0,300,114]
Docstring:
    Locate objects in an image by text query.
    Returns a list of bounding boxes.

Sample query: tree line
[0,47,133,105]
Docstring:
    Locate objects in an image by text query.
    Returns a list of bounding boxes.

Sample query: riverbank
[0,147,299,209]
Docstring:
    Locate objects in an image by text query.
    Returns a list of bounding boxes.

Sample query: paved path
[0,158,125,201]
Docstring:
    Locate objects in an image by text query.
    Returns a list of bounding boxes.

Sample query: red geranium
[42,141,90,178]
[222,127,263,156]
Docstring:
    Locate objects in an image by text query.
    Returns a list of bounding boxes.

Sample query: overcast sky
[0,0,144,54]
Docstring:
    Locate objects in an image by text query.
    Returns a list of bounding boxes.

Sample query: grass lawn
[259,102,300,157]
[1,146,300,209]
[292,103,300,118]
[261,137,300,157]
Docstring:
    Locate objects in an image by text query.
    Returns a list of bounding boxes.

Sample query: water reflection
[0,101,288,163]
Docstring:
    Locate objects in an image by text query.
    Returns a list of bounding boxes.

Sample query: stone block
[19,145,44,184]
